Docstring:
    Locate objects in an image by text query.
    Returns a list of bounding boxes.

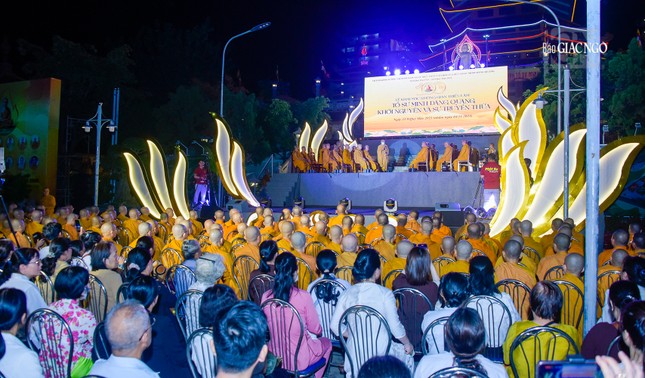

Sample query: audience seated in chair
[0,248,47,315]
[358,355,412,378]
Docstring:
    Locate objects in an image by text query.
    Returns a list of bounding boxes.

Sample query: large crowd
[0,199,643,378]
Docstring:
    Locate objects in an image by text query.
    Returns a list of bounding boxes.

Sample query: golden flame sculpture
[336,97,364,147]
[298,120,329,161]
[490,87,645,238]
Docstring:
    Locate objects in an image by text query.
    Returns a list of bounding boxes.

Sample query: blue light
[458,65,464,70]
[404,69,410,74]
[386,71,391,76]
[414,69,420,74]
[449,66,455,71]
[480,63,486,68]
[394,69,401,76]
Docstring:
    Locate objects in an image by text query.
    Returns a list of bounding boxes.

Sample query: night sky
[5,0,644,98]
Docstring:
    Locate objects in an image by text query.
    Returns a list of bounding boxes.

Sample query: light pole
[483,34,490,66]
[219,21,271,117]
[84,103,116,207]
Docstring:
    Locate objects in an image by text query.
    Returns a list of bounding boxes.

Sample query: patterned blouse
[48,298,97,367]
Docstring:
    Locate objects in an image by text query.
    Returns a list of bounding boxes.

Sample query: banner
[364,66,508,137]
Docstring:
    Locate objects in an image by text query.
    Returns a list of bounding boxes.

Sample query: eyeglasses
[138,316,156,341]
[28,259,42,266]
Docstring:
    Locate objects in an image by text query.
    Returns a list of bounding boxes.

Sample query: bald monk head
[509,235,525,249]
[455,240,473,261]
[262,208,273,217]
[420,221,434,236]
[502,240,523,263]
[100,222,116,239]
[629,223,642,235]
[244,226,260,245]
[377,213,389,226]
[432,217,442,229]
[280,221,295,239]
[564,218,576,228]
[396,240,414,259]
[214,210,224,222]
[341,234,358,253]
[172,224,188,241]
[421,216,432,223]
[281,208,291,220]
[203,219,214,231]
[128,208,140,219]
[329,225,343,244]
[342,216,353,230]
[290,232,307,252]
[336,204,347,216]
[91,216,102,228]
[374,209,384,218]
[520,220,533,237]
[314,221,327,236]
[209,229,224,246]
[441,236,456,255]
[633,233,645,250]
[318,212,329,224]
[564,253,584,276]
[236,223,247,236]
[355,214,365,226]
[263,215,274,228]
[482,222,491,236]
[558,224,573,237]
[396,214,407,227]
[465,213,477,224]
[408,211,419,221]
[553,233,571,253]
[466,223,481,240]
[137,222,152,237]
[611,229,629,247]
[433,212,443,221]
[382,224,396,243]
[292,206,303,217]
[300,215,310,229]
[551,218,564,232]
[611,249,629,269]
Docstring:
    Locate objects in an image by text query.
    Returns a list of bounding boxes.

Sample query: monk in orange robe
[453,140,471,171]
[435,142,454,171]
[409,142,431,171]
[495,239,537,319]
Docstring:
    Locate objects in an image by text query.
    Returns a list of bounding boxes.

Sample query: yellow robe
[453,144,471,171]
[41,194,56,217]
[495,262,537,319]
[442,260,470,276]
[292,150,308,172]
[353,149,368,171]
[409,146,431,170]
[319,147,330,171]
[364,150,378,171]
[342,149,354,171]
[377,144,389,172]
[435,146,453,170]
[536,251,567,281]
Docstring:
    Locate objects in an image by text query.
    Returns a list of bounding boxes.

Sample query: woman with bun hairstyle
[331,248,414,376]
[600,256,645,322]
[123,247,175,316]
[308,249,351,320]
[0,288,44,378]
[41,237,72,283]
[619,300,645,370]
[261,252,331,378]
[0,248,47,315]
[249,240,279,303]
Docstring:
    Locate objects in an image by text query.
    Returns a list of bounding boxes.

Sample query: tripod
[471,177,484,208]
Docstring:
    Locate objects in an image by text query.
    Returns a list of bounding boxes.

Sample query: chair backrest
[86,274,109,322]
[120,246,133,259]
[92,321,111,361]
[116,282,130,304]
[248,274,275,306]
[522,247,541,263]
[433,256,455,277]
[116,227,133,246]
[261,298,308,375]
[338,305,393,377]
[305,241,326,258]
[509,326,580,378]
[551,280,584,331]
[429,366,488,378]
[187,327,216,378]
[308,279,347,340]
[233,255,259,300]
[26,308,74,378]
[463,294,513,362]
[383,269,403,289]
[295,257,314,290]
[161,247,183,268]
[422,316,450,355]
[158,223,170,243]
[607,335,623,357]
[166,264,197,297]
[69,256,89,270]
[495,279,532,319]
[393,287,433,353]
[597,270,621,307]
[334,266,353,283]
[33,271,55,304]
[176,289,205,340]
[544,265,565,281]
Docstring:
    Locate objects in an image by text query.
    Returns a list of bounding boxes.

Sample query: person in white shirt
[88,300,159,378]
[0,248,47,315]
[0,288,44,378]
[308,249,351,321]
[415,307,508,378]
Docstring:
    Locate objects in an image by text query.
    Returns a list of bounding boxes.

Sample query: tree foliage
[292,96,330,129]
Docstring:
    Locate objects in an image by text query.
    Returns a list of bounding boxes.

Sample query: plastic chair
[33,271,55,304]
[429,366,488,378]
[338,305,393,377]
[232,255,259,300]
[262,299,327,377]
[551,280,584,332]
[86,274,109,322]
[522,247,541,263]
[305,241,326,258]
[308,279,347,342]
[26,308,74,378]
[544,265,565,281]
[166,264,197,297]
[463,295,513,362]
[496,279,532,319]
[248,274,275,306]
[509,326,580,378]
[187,327,216,378]
[92,321,111,361]
[393,287,433,354]
[161,247,183,268]
[382,269,403,289]
[422,316,450,355]
[175,289,204,340]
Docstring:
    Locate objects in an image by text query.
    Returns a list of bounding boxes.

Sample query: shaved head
[355,214,365,226]
[244,226,260,244]
[455,240,473,260]
[441,236,456,254]
[396,240,414,258]
[315,221,327,235]
[421,221,433,235]
[520,220,533,235]
[503,240,523,261]
[553,233,571,253]
[382,224,395,242]
[329,225,343,243]
[377,213,389,226]
[509,235,524,248]
[291,232,307,250]
[466,223,480,239]
[612,229,629,247]
[611,249,629,268]
[564,253,584,275]
[341,234,358,253]
[280,221,294,235]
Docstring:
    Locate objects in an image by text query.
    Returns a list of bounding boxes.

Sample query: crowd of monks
[292,139,490,173]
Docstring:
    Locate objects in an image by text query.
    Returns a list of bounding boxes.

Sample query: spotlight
[83,122,91,133]
[339,197,352,212]
[394,69,401,76]
[294,196,305,209]
[470,64,475,69]
[480,63,485,68]
[459,65,464,70]
[414,69,420,74]
[404,69,410,74]
[383,198,398,214]
[449,66,455,71]
[383,66,388,71]
[386,71,391,76]
[462,206,475,215]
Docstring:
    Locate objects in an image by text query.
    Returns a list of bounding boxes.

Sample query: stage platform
[264,172,482,210]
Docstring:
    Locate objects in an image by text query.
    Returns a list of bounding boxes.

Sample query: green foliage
[292,96,331,129]
[605,40,645,135]
[260,99,297,157]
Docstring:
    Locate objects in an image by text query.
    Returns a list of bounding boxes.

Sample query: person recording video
[193,160,209,208]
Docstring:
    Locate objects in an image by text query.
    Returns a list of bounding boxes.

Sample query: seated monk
[382,240,413,289]
[409,142,432,171]
[536,233,571,280]
[318,143,331,172]
[363,145,379,171]
[435,142,454,171]
[558,253,585,334]
[453,140,471,171]
[372,224,397,262]
[495,239,537,319]
[292,146,308,173]
[598,229,630,266]
[329,144,343,172]
[465,223,496,263]
[342,145,354,172]
[441,240,472,276]
[353,144,369,171]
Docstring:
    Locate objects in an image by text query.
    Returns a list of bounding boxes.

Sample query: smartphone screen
[537,360,601,378]
[75,219,81,232]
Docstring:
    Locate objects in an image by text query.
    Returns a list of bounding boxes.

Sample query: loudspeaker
[440,210,466,230]
[435,202,461,210]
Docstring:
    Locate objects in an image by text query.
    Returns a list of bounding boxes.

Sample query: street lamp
[219,21,271,117]
[84,103,116,207]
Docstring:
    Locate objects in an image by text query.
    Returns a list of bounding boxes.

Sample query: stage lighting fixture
[386,71,391,76]
[475,207,488,219]
[383,198,398,214]
[339,197,352,212]
[383,66,388,71]
[449,66,455,71]
[459,65,464,70]
[462,205,475,215]
[404,69,410,74]
[414,69,420,74]
[294,196,305,209]
[394,69,401,76]
[480,63,486,68]
[470,64,475,69]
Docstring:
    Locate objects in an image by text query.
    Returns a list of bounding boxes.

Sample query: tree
[260,99,297,158]
[292,96,331,129]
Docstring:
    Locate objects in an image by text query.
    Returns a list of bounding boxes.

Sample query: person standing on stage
[480,154,501,210]
[193,160,209,208]
[377,139,389,172]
